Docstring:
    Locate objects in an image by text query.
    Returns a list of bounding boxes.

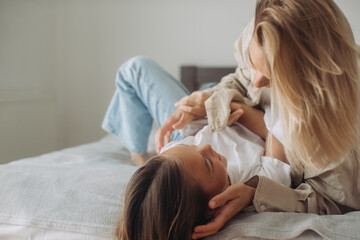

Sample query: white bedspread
[0,134,359,239]
[0,135,138,237]
[207,211,360,240]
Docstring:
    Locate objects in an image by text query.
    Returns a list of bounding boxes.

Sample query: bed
[0,66,359,240]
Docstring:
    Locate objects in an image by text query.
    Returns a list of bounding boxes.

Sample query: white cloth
[161,120,291,186]
[0,135,138,237]
[260,88,283,144]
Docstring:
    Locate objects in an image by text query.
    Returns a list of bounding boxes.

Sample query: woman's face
[249,37,271,88]
[161,144,230,199]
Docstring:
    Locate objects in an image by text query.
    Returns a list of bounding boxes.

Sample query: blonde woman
[156,0,360,238]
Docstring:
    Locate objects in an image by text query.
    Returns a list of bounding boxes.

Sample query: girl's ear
[204,207,216,219]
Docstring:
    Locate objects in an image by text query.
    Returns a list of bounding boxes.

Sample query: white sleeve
[257,156,291,186]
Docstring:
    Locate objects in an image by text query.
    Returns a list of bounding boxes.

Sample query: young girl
[103,55,290,240]
[115,115,290,240]
[118,142,289,240]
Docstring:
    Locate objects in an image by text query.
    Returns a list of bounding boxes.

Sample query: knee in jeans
[120,56,154,73]
[116,56,158,87]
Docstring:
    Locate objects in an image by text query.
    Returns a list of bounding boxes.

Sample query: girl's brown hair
[115,156,207,240]
[254,0,360,172]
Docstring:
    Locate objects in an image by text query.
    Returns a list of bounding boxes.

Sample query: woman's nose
[253,72,270,88]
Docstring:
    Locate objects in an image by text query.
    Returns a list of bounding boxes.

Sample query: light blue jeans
[102,56,190,154]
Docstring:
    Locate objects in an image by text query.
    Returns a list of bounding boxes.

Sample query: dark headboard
[181,66,236,92]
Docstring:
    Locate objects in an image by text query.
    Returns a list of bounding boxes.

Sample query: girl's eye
[206,157,214,171]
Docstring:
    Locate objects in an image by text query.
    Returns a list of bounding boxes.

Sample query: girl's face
[161,144,230,199]
[249,37,271,88]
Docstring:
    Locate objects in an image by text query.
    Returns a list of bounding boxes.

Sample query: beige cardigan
[204,19,360,214]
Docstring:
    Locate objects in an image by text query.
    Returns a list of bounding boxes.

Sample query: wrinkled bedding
[0,134,359,239]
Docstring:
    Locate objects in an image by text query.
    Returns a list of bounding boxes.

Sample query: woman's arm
[192,155,359,239]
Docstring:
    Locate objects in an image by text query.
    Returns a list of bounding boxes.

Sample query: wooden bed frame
[180,66,236,92]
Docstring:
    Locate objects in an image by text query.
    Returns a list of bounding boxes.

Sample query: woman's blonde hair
[115,156,207,240]
[254,0,360,171]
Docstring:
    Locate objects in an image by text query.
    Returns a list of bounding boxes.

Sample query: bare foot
[131,150,157,166]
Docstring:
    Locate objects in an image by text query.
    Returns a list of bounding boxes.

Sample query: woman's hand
[175,91,212,117]
[175,92,245,126]
[155,109,196,153]
[191,183,255,240]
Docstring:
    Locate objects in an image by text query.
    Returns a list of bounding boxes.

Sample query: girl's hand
[155,109,196,153]
[176,93,245,127]
[227,102,245,126]
[191,183,255,240]
[175,91,211,117]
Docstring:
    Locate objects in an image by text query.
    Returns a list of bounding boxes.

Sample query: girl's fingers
[165,131,171,144]
[172,115,186,129]
[155,128,165,153]
[227,108,244,126]
[173,112,194,129]
[229,101,242,111]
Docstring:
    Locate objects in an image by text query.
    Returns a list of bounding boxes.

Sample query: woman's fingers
[209,183,245,209]
[191,223,220,239]
[178,105,204,116]
[175,91,211,117]
[174,91,212,118]
[192,180,256,239]
[192,184,252,239]
[193,216,224,233]
[192,201,238,239]
[175,96,190,107]
[192,215,226,239]
[175,92,200,107]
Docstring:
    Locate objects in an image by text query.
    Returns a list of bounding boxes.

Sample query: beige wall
[1,0,359,163]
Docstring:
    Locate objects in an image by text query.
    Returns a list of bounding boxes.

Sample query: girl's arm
[232,102,267,139]
[232,102,287,163]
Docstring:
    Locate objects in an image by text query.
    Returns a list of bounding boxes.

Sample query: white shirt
[260,88,283,144]
[161,120,291,186]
